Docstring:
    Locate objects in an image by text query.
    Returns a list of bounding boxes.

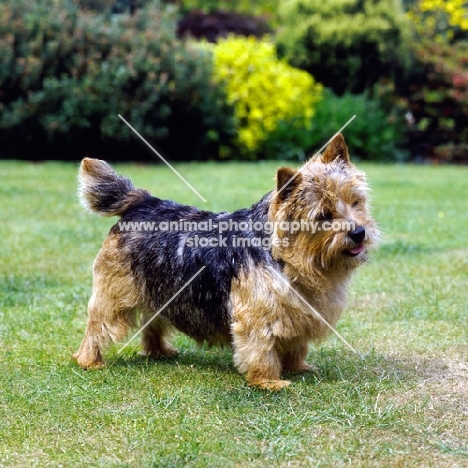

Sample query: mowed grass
[0,159,467,467]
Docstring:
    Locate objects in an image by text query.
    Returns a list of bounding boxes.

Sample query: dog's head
[269,134,380,275]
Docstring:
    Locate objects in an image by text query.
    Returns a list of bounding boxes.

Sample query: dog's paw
[138,347,178,360]
[250,379,291,391]
[284,362,319,374]
[72,351,105,369]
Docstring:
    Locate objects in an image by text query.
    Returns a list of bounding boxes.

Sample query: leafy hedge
[308,88,408,161]
[407,0,468,40]
[0,0,236,160]
[276,0,411,95]
[401,0,468,161]
[402,40,468,162]
[0,0,416,162]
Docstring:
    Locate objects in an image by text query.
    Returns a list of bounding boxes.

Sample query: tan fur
[230,260,347,389]
[73,234,178,367]
[73,235,141,368]
[230,135,379,390]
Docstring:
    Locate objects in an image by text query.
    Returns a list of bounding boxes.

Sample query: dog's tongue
[348,244,364,255]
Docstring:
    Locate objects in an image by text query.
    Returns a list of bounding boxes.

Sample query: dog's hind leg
[281,341,317,373]
[73,235,139,368]
[73,292,137,368]
[139,315,177,359]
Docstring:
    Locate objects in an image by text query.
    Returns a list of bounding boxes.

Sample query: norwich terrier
[73,134,379,390]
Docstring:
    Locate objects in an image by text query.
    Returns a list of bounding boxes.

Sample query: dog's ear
[276,167,301,201]
[322,133,350,164]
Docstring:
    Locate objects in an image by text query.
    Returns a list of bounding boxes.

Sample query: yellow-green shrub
[407,0,468,41]
[208,36,323,159]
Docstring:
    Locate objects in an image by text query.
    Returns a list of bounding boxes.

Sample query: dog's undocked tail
[79,158,150,217]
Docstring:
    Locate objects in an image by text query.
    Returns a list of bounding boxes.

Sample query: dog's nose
[348,226,365,244]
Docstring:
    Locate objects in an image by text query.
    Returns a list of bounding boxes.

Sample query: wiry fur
[79,158,150,217]
[73,134,379,390]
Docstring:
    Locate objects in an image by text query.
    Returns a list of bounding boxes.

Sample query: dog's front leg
[231,321,290,391]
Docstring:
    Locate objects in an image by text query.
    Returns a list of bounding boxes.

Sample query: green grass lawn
[1,159,467,467]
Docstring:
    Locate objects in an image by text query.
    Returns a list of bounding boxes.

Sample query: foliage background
[208,36,323,160]
[1,0,467,161]
[403,0,468,161]
[0,0,235,161]
[276,0,411,95]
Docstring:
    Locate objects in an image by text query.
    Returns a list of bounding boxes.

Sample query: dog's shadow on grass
[105,343,417,387]
[108,343,237,375]
[289,348,414,385]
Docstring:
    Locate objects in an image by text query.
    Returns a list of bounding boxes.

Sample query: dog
[73,134,379,390]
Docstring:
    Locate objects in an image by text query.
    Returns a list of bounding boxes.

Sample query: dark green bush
[309,89,408,161]
[276,0,411,95]
[0,0,235,160]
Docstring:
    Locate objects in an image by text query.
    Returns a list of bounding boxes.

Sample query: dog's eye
[351,201,359,208]
[317,211,333,221]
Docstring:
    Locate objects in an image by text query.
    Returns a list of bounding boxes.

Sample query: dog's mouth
[344,244,365,256]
